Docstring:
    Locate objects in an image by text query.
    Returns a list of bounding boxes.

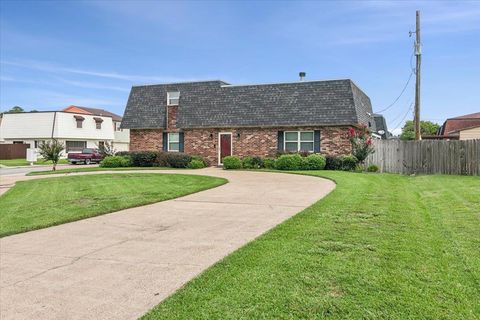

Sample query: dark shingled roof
[121,79,374,129]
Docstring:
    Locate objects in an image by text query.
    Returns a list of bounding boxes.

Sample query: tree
[97,141,116,157]
[400,120,440,140]
[348,125,375,164]
[7,106,25,113]
[38,140,65,171]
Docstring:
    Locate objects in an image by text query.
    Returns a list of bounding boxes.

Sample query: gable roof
[63,105,123,122]
[439,111,480,135]
[121,79,374,130]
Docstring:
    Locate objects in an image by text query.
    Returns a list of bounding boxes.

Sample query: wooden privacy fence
[0,144,30,160]
[365,139,480,176]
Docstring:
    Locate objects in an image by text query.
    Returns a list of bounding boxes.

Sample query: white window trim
[167,132,180,152]
[284,131,314,152]
[218,132,233,165]
[167,92,180,106]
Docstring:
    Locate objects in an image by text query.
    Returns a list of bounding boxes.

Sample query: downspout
[51,111,57,139]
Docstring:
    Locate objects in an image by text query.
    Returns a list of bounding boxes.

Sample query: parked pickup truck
[68,148,103,165]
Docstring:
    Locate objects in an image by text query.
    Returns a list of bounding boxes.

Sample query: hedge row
[223,154,327,171]
[101,151,207,169]
[221,153,374,172]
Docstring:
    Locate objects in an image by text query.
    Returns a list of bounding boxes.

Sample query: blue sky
[1,0,479,133]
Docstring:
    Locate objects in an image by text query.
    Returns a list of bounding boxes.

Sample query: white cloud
[1,59,191,83]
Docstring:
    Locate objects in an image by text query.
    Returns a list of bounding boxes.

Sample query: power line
[375,68,414,114]
[392,102,414,132]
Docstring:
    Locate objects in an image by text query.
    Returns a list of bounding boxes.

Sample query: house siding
[130,126,352,165]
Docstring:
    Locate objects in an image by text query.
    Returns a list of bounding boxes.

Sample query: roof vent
[299,72,306,81]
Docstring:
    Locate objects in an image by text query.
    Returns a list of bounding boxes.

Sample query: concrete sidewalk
[0,168,335,320]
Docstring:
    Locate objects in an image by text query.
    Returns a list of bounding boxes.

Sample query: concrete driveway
[0,168,335,320]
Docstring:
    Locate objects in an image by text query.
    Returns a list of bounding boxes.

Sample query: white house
[0,107,130,156]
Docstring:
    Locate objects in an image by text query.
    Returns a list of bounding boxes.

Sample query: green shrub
[263,158,276,169]
[367,164,379,172]
[187,159,205,169]
[325,156,342,170]
[100,156,131,168]
[340,155,359,171]
[191,155,208,167]
[223,156,242,169]
[164,152,192,168]
[118,151,157,167]
[275,154,303,170]
[242,156,264,169]
[301,154,326,170]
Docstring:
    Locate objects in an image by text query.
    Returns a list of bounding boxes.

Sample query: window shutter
[179,132,184,152]
[277,131,284,151]
[162,132,168,151]
[314,130,321,153]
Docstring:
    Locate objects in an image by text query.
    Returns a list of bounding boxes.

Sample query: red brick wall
[184,126,352,165]
[130,126,352,165]
[130,129,163,151]
[321,127,352,156]
[167,106,178,131]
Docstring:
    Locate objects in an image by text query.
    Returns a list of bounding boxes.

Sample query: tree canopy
[400,120,440,140]
[7,106,25,113]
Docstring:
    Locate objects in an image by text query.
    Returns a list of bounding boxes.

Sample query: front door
[219,133,232,165]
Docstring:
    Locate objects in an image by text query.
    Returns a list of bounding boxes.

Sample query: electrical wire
[392,102,414,132]
[375,71,414,114]
[375,50,416,114]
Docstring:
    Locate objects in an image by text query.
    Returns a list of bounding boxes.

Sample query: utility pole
[414,10,422,140]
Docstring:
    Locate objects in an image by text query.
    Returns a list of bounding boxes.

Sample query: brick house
[121,79,376,165]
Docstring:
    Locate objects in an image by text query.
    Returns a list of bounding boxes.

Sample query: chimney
[299,72,306,81]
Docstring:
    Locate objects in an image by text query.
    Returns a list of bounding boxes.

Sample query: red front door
[219,133,232,164]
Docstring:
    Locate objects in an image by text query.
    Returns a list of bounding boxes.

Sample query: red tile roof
[63,105,123,122]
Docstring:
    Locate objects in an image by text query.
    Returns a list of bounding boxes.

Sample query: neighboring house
[121,79,376,165]
[63,105,130,151]
[0,107,129,156]
[435,112,480,140]
[373,114,392,139]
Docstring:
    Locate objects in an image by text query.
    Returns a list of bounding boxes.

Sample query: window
[284,131,314,152]
[74,115,85,128]
[13,141,24,144]
[114,122,122,131]
[167,92,180,106]
[168,132,180,152]
[34,140,45,148]
[66,141,87,152]
[94,117,103,130]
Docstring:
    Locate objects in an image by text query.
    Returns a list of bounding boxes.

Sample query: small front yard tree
[348,125,374,164]
[38,139,65,171]
[97,141,116,157]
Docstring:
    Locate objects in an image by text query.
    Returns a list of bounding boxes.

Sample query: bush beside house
[103,151,207,169]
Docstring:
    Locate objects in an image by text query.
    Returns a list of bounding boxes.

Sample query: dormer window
[167,92,180,106]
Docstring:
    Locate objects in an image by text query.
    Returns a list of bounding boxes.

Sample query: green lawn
[0,158,69,167]
[143,171,480,319]
[27,166,178,176]
[0,173,226,237]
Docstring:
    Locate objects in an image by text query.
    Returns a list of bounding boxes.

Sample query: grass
[27,166,178,176]
[0,158,69,167]
[143,171,480,319]
[0,173,226,237]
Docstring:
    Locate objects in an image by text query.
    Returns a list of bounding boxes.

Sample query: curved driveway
[0,168,335,320]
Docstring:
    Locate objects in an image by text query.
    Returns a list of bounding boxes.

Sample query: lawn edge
[140,170,337,318]
[0,173,228,238]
